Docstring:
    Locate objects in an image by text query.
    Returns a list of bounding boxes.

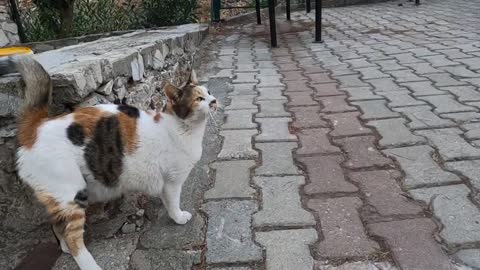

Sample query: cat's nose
[209,99,217,109]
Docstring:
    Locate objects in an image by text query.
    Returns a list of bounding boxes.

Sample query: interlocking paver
[290,106,329,128]
[403,62,442,74]
[256,118,297,142]
[351,170,423,216]
[441,112,480,123]
[377,91,426,107]
[284,80,312,92]
[336,75,369,87]
[355,67,390,80]
[253,176,315,227]
[230,84,256,96]
[204,200,262,264]
[419,95,476,113]
[205,160,256,199]
[311,83,344,97]
[257,87,286,100]
[255,142,299,175]
[308,197,380,258]
[297,128,340,155]
[386,70,426,82]
[411,185,480,245]
[352,100,400,119]
[233,73,258,84]
[335,136,392,169]
[367,77,406,92]
[445,160,480,191]
[422,54,459,67]
[256,100,290,117]
[440,65,480,78]
[226,95,257,110]
[285,91,318,106]
[374,59,407,71]
[456,249,480,270]
[306,73,336,84]
[368,219,455,270]
[256,229,317,270]
[416,128,480,160]
[341,87,383,101]
[257,76,284,88]
[393,105,455,129]
[223,109,257,129]
[367,118,426,147]
[439,86,480,102]
[320,95,357,113]
[424,73,467,87]
[401,81,445,96]
[218,130,258,159]
[324,112,372,137]
[299,155,358,194]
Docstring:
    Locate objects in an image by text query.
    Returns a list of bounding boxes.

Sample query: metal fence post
[255,0,261,24]
[415,0,420,5]
[286,0,291,20]
[268,0,277,47]
[306,0,311,13]
[211,0,221,22]
[315,0,322,42]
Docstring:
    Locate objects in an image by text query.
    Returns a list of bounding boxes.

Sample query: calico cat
[1,56,217,270]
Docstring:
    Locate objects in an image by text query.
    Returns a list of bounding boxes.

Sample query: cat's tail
[0,55,52,114]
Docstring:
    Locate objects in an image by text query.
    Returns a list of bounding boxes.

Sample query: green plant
[140,0,198,28]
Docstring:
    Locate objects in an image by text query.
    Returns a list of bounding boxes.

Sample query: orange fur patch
[72,107,108,138]
[17,106,49,148]
[117,112,138,154]
[153,112,162,123]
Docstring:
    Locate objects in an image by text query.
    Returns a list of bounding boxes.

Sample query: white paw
[172,211,192,225]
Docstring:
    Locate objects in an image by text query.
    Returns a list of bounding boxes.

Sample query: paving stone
[445,160,480,191]
[205,160,256,199]
[463,78,480,87]
[258,76,284,88]
[256,229,317,270]
[204,200,262,264]
[455,249,480,269]
[391,53,423,64]
[352,100,400,119]
[344,58,376,68]
[419,95,476,113]
[209,267,252,270]
[223,109,257,129]
[236,64,257,72]
[278,63,301,71]
[255,142,299,175]
[317,261,399,270]
[233,73,258,84]
[256,118,297,142]
[341,87,383,101]
[299,155,358,194]
[422,54,460,67]
[401,81,446,96]
[129,249,199,270]
[308,197,379,258]
[440,65,480,78]
[336,75,369,87]
[403,62,442,74]
[458,57,480,70]
[253,176,315,227]
[416,128,480,160]
[441,112,480,123]
[440,86,480,102]
[230,84,256,95]
[355,67,390,80]
[329,64,358,77]
[377,90,425,107]
[437,49,471,59]
[335,136,393,169]
[297,128,340,155]
[257,61,277,69]
[282,71,306,81]
[226,95,257,110]
[368,219,455,270]
[350,170,423,216]
[367,77,406,92]
[424,73,467,87]
[367,118,426,147]
[290,106,329,128]
[259,69,280,76]
[324,112,372,137]
[211,69,234,78]
[303,65,327,74]
[284,79,312,92]
[374,59,407,71]
[311,83,344,97]
[256,100,290,117]
[387,70,426,82]
[285,91,318,106]
[411,185,480,245]
[394,105,455,129]
[218,130,258,159]
[257,87,286,100]
[320,95,357,113]
[462,122,480,139]
[306,72,336,84]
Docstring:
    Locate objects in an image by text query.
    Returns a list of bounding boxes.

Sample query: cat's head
[163,70,217,123]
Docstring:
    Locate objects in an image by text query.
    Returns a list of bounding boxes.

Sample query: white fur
[16,85,216,270]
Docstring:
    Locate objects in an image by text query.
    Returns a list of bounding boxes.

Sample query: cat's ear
[164,82,182,102]
[188,69,199,85]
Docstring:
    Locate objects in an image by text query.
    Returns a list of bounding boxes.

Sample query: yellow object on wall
[0,47,33,57]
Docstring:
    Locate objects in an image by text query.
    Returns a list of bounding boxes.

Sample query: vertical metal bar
[255,0,262,24]
[8,0,26,42]
[415,0,420,5]
[211,0,221,22]
[315,0,323,42]
[268,0,277,47]
[286,0,291,20]
[306,0,311,13]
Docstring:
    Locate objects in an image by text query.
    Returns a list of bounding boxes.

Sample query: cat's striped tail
[0,55,52,114]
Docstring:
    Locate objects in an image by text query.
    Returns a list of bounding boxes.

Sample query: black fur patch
[66,123,85,146]
[118,104,140,118]
[84,116,124,187]
[74,189,88,208]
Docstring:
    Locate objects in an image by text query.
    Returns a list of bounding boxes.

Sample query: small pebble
[136,209,145,217]
[122,223,136,234]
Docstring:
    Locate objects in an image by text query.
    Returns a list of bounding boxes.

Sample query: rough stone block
[335,136,392,169]
[255,142,299,175]
[393,105,454,129]
[290,106,329,129]
[203,200,262,264]
[384,145,461,188]
[415,128,480,160]
[411,185,480,245]
[256,229,317,270]
[256,100,290,117]
[368,219,456,270]
[223,109,257,129]
[352,100,400,119]
[367,118,426,147]
[256,118,297,142]
[308,197,379,258]
[253,176,315,227]
[299,155,358,194]
[218,130,258,159]
[324,112,372,137]
[205,160,256,199]
[226,95,257,110]
[297,128,340,155]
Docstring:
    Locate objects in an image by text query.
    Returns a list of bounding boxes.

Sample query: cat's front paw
[172,211,192,225]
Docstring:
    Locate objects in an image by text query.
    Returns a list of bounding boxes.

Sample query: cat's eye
[197,97,205,101]
[208,91,211,95]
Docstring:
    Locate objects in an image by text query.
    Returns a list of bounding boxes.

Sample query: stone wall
[0,0,20,46]
[0,24,208,267]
